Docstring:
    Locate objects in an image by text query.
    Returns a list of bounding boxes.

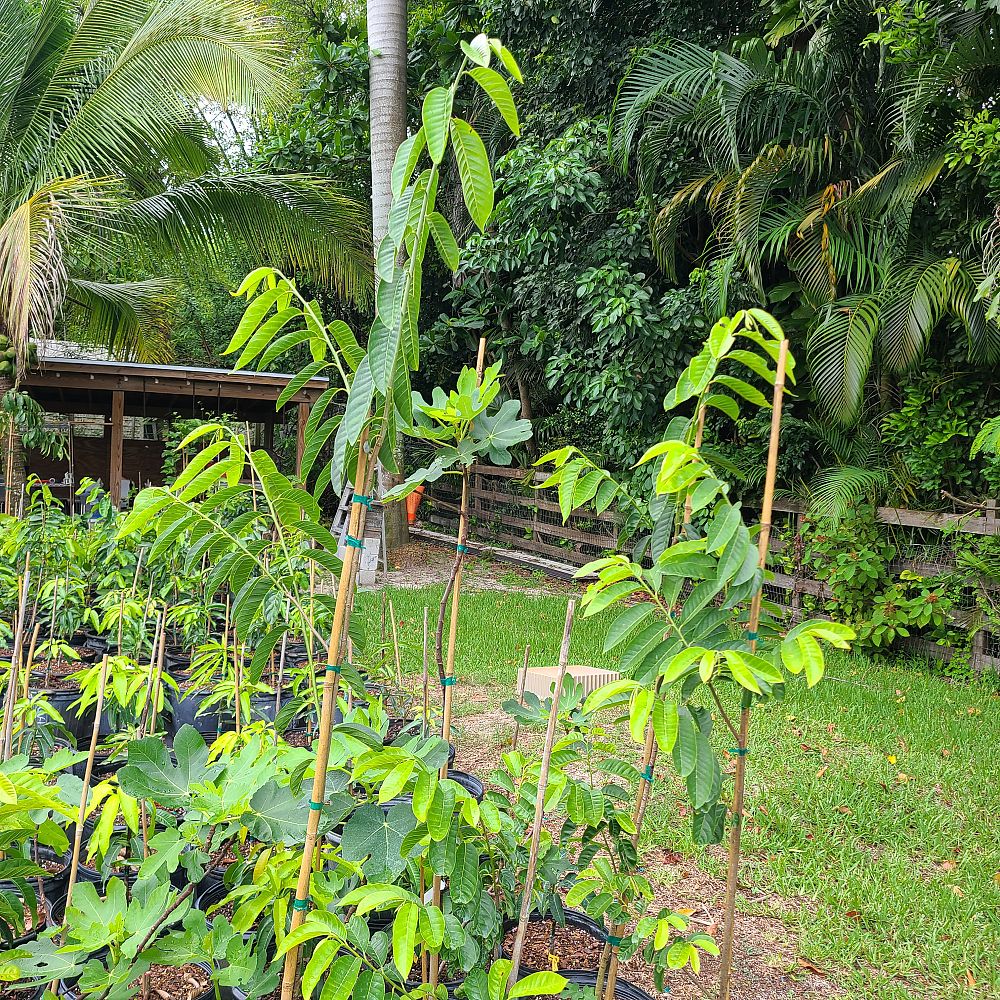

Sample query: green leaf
[392,902,418,980]
[303,939,339,1000]
[422,88,453,164]
[320,955,362,1000]
[491,40,524,83]
[461,33,491,66]
[451,118,494,231]
[510,972,569,998]
[652,698,678,752]
[603,602,655,653]
[468,67,520,136]
[427,212,460,271]
[391,129,427,198]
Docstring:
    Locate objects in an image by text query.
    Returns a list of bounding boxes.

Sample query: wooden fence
[423,465,1000,671]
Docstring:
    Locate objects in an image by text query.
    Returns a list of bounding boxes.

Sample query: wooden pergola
[23,357,327,507]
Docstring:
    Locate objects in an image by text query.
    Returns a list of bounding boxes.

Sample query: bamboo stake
[137,614,165,737]
[507,600,576,989]
[510,644,530,753]
[429,338,487,990]
[280,434,371,1000]
[389,599,402,687]
[717,338,789,1000]
[22,622,40,703]
[63,655,110,920]
[276,626,289,719]
[234,644,243,735]
[421,607,429,740]
[1,558,31,761]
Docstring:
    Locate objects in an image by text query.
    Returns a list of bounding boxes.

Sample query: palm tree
[367,0,410,551]
[610,2,1000,425]
[0,0,373,496]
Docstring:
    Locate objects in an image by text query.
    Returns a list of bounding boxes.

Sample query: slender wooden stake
[1,558,30,761]
[718,338,789,1000]
[511,644,530,753]
[682,404,707,529]
[276,623,289,719]
[280,434,371,1000]
[137,614,165,737]
[22,622,40,702]
[389,599,402,687]
[507,600,576,989]
[421,607,429,740]
[429,338,487,990]
[63,655,110,922]
[234,643,243,735]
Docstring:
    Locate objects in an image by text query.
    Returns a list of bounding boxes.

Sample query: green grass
[359,581,1000,999]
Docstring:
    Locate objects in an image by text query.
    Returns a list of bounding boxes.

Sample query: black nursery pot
[26,681,92,745]
[447,769,484,802]
[59,962,215,1000]
[168,687,233,739]
[561,972,656,1000]
[500,908,607,974]
[1,983,46,1000]
[0,847,72,900]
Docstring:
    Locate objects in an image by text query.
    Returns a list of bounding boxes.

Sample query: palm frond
[806,294,880,423]
[67,277,175,363]
[804,464,889,519]
[117,174,373,306]
[879,256,958,371]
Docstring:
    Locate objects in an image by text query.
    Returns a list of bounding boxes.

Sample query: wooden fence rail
[423,466,1000,670]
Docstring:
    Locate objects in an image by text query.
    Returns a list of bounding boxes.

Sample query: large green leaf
[340,803,416,882]
[450,118,493,231]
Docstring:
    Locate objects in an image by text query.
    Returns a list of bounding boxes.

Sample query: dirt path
[448,685,842,1000]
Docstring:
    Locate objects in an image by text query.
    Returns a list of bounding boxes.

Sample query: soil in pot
[133,964,213,1000]
[281,727,314,748]
[0,847,70,898]
[0,982,45,1000]
[502,919,604,973]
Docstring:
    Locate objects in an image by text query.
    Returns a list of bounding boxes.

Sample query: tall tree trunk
[368,0,410,555]
[0,375,26,515]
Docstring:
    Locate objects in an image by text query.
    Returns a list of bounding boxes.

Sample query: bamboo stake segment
[507,600,576,989]
[717,337,789,1000]
[511,643,530,754]
[63,654,110,922]
[279,435,370,1000]
[1,558,31,761]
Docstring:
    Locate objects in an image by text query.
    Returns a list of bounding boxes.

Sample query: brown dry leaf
[836,805,853,814]
[896,772,911,784]
[844,910,860,920]
[941,748,952,757]
[797,958,825,976]
[816,767,828,779]
[951,885,965,897]
[965,971,976,988]
[939,860,957,872]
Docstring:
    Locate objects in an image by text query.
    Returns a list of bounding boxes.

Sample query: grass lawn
[357,575,1000,1000]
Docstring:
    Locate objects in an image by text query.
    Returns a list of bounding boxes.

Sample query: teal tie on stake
[351,493,374,508]
[345,535,364,549]
[456,543,470,554]
[292,898,310,911]
[441,676,456,687]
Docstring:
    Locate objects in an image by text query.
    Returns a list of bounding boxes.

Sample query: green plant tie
[441,676,456,687]
[326,663,342,674]
[641,766,654,782]
[456,543,470,554]
[352,493,374,508]
[744,630,759,641]
[729,747,749,756]
[292,898,310,911]
[345,535,364,549]
[606,935,623,947]
[309,800,324,811]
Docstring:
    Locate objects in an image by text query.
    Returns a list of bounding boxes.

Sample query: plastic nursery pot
[59,962,216,1000]
[4,893,54,950]
[500,909,607,974]
[167,687,234,740]
[560,971,656,1000]
[447,769,484,802]
[0,846,72,900]
[0,982,46,1000]
[164,646,193,673]
[25,680,94,745]
[71,742,128,780]
[195,882,257,942]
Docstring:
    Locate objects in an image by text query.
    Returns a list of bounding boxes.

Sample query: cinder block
[519,665,620,701]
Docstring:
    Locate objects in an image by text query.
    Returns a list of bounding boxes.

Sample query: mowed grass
[357,579,1000,1000]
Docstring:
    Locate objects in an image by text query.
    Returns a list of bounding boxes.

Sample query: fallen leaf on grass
[965,971,976,988]
[938,860,957,872]
[797,958,825,976]
[951,885,965,897]
[835,805,852,814]
[844,910,860,920]
[896,772,911,784]
[816,767,828,779]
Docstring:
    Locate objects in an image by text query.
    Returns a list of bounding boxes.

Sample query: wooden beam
[109,390,124,508]
[296,402,309,477]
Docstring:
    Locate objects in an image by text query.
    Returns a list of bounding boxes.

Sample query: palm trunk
[368,0,410,556]
[0,375,26,515]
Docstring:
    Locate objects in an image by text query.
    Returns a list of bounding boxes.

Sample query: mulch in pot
[131,963,212,1000]
[502,919,605,973]
[281,728,314,748]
